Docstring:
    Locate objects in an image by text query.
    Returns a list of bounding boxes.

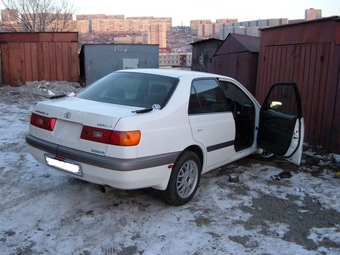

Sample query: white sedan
[26,69,304,205]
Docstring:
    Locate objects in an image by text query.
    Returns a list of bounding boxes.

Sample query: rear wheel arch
[184,145,204,168]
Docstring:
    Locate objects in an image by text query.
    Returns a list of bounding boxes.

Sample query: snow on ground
[0,81,340,255]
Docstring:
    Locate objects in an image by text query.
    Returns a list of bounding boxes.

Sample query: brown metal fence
[256,17,340,153]
[0,32,79,86]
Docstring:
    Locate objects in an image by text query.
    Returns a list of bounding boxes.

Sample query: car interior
[188,79,255,152]
[219,80,255,152]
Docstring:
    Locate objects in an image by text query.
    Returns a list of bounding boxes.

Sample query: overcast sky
[74,0,339,26]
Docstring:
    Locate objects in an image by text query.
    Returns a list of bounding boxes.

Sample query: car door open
[257,82,304,165]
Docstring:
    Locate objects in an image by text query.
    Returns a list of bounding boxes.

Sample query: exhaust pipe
[101,185,114,193]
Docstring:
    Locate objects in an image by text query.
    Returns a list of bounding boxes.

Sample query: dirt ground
[1,81,340,255]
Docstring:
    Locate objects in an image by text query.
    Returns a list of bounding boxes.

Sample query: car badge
[152,104,161,110]
[64,112,71,119]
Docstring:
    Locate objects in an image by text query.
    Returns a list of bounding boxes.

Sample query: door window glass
[188,79,228,114]
[219,80,252,104]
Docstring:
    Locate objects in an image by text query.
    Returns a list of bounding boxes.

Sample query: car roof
[116,68,230,80]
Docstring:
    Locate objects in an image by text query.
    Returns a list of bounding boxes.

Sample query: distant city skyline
[74,0,339,26]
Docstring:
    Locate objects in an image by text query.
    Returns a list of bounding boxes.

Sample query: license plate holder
[44,154,83,176]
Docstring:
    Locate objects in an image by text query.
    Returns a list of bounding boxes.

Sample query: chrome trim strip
[26,134,180,171]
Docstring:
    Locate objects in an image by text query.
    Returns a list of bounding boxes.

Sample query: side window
[188,79,228,114]
[219,80,253,105]
[188,87,202,114]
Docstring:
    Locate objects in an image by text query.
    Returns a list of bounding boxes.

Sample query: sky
[73,0,340,26]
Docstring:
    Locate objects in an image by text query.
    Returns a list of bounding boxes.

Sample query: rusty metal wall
[0,51,2,85]
[0,32,79,86]
[213,51,258,95]
[255,17,340,153]
[201,34,260,95]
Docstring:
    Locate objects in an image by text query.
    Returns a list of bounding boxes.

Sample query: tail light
[80,126,112,144]
[30,113,56,131]
[81,126,141,146]
[109,130,141,146]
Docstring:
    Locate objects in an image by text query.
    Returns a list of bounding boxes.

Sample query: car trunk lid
[30,97,136,156]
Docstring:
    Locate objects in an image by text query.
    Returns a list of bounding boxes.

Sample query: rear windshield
[76,72,179,109]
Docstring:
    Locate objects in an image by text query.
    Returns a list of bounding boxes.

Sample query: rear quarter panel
[109,76,195,159]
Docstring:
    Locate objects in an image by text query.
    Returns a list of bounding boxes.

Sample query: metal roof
[190,38,223,45]
[260,15,340,31]
[214,33,260,55]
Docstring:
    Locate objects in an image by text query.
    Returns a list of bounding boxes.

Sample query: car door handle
[196,127,203,132]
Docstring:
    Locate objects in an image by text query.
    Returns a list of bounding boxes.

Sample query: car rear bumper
[26,134,178,190]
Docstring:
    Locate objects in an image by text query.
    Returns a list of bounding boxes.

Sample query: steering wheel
[226,97,236,118]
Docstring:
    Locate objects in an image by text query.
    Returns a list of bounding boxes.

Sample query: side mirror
[269,101,282,111]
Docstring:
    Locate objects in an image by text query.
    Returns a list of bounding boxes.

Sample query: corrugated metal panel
[0,32,79,86]
[0,52,2,84]
[213,51,258,95]
[331,46,340,151]
[211,34,259,95]
[79,44,159,86]
[256,17,340,153]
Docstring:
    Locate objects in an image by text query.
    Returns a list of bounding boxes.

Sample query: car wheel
[253,149,275,161]
[164,151,201,206]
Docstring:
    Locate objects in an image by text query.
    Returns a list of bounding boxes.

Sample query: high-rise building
[220,18,289,39]
[192,19,238,37]
[190,20,212,31]
[148,22,167,48]
[197,23,219,37]
[128,17,172,31]
[305,8,322,20]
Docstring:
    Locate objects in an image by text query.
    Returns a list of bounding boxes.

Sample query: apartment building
[1,8,18,22]
[220,8,323,39]
[76,15,171,33]
[197,23,218,37]
[0,9,22,31]
[148,23,167,48]
[113,35,148,44]
[159,52,192,67]
[191,18,238,37]
[190,19,212,31]
[305,8,322,20]
[75,15,169,47]
[77,14,125,20]
[127,17,172,31]
[220,18,289,39]
[0,8,75,32]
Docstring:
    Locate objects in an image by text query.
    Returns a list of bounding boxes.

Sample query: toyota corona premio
[26,69,304,205]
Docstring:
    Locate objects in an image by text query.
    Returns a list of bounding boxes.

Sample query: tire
[164,151,201,206]
[253,149,275,161]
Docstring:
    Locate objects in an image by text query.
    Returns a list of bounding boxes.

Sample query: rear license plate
[44,154,82,176]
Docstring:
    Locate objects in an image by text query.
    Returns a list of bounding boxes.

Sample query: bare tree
[0,0,76,32]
